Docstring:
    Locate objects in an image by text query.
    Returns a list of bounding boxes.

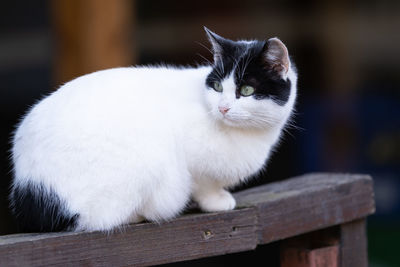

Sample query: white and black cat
[10,28,297,232]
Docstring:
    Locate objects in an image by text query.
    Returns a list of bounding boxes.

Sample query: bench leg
[280,219,368,267]
[280,227,340,267]
[340,219,368,267]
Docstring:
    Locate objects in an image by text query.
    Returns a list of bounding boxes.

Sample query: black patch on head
[10,181,79,232]
[205,36,292,106]
[205,40,246,86]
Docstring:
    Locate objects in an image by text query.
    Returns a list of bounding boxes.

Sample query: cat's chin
[215,115,240,128]
[219,118,241,128]
[218,117,272,130]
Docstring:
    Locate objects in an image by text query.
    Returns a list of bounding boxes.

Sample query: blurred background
[0,0,399,266]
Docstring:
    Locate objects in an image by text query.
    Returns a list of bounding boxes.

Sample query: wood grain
[0,208,257,266]
[234,173,375,244]
[280,225,340,267]
[0,173,375,266]
[340,219,368,267]
[281,245,339,267]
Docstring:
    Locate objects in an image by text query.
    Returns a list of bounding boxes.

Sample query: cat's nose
[218,106,230,115]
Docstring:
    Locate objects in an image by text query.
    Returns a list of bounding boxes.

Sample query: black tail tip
[10,181,78,232]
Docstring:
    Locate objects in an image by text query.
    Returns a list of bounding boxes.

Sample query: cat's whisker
[197,53,224,80]
[220,60,224,75]
[241,53,252,80]
[239,56,245,81]
[281,125,299,139]
[211,60,224,80]
[195,41,214,55]
[228,54,239,75]
[233,57,240,73]
[236,55,245,81]
[196,53,213,66]
[284,121,304,131]
[215,60,225,78]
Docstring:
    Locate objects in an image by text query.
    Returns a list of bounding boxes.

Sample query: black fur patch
[10,181,78,232]
[205,39,291,106]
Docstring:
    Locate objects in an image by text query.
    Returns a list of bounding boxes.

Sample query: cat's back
[12,66,211,181]
[50,65,210,107]
[17,65,210,133]
[64,65,210,95]
[14,66,206,152]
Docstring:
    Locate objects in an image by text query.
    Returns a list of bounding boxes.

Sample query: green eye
[213,81,223,92]
[240,85,255,96]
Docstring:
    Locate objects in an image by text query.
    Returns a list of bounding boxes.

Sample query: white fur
[12,61,297,231]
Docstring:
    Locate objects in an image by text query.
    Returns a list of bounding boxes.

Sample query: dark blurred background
[1,0,399,266]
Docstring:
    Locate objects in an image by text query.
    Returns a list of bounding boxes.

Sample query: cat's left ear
[204,27,227,63]
[263,38,290,79]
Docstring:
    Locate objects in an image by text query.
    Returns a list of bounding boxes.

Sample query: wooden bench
[0,173,375,266]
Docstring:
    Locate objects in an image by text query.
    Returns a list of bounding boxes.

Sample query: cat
[10,27,297,232]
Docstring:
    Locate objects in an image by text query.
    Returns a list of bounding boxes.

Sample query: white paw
[128,214,145,224]
[197,190,236,212]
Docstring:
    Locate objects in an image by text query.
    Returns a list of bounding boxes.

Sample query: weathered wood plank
[340,219,368,267]
[235,173,375,244]
[0,208,257,266]
[281,245,339,267]
[0,173,375,266]
[280,226,340,267]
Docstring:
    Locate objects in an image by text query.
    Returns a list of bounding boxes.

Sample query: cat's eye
[213,82,223,92]
[240,85,255,96]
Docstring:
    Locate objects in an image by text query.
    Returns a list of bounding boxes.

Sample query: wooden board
[280,224,340,267]
[234,173,375,244]
[340,219,368,267]
[281,245,339,267]
[0,209,257,266]
[0,173,375,266]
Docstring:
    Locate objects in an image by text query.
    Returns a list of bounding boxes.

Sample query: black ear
[263,38,290,78]
[204,27,227,63]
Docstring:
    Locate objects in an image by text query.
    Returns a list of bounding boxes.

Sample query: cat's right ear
[204,27,226,63]
[263,38,290,79]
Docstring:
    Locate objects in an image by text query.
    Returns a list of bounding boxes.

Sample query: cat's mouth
[218,114,244,127]
[219,113,277,129]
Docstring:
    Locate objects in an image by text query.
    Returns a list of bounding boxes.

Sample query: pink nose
[218,106,230,115]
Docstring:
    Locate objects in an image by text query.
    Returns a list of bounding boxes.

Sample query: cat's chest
[185,125,277,183]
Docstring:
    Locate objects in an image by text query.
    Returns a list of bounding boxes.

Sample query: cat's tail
[9,180,79,232]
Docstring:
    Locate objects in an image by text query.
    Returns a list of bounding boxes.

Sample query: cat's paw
[197,190,236,212]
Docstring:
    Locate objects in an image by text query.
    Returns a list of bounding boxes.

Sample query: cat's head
[204,27,297,130]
